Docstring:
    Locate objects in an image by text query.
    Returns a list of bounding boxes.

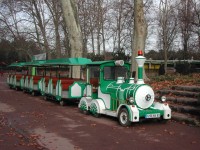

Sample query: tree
[45,0,62,58]
[60,0,83,78]
[109,0,133,55]
[178,0,193,60]
[158,0,178,73]
[31,0,52,59]
[131,0,148,80]
[190,0,200,53]
[0,0,37,61]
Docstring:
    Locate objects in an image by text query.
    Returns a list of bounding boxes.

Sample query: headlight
[161,96,166,102]
[129,97,134,103]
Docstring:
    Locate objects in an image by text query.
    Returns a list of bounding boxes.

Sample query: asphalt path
[0,76,200,150]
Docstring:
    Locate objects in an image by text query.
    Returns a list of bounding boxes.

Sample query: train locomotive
[79,50,171,126]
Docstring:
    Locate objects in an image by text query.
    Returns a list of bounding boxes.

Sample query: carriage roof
[23,60,46,66]
[8,62,26,67]
[42,57,92,66]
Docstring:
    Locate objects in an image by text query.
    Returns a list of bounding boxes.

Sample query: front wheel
[90,102,101,118]
[118,108,131,127]
[79,100,89,115]
[158,117,169,124]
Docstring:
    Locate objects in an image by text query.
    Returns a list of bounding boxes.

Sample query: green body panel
[138,67,143,79]
[32,67,36,76]
[91,92,98,99]
[99,61,131,93]
[37,79,43,92]
[55,80,61,101]
[20,76,24,89]
[106,82,140,110]
[125,105,133,121]
[29,76,34,92]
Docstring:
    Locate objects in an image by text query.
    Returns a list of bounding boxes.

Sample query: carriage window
[89,66,100,78]
[104,66,128,80]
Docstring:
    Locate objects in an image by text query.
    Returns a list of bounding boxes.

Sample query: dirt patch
[34,128,76,150]
[0,102,15,113]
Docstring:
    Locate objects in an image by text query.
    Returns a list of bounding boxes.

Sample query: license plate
[145,113,160,119]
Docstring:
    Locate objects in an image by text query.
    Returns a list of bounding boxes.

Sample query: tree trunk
[32,0,51,60]
[50,0,62,58]
[131,0,148,80]
[91,30,95,53]
[60,0,83,78]
[117,1,123,52]
[102,22,106,55]
[198,24,200,54]
[97,0,101,55]
[61,17,71,57]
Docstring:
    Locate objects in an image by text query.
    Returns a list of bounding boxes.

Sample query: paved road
[0,77,200,150]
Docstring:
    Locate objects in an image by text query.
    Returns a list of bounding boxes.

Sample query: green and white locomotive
[79,51,171,126]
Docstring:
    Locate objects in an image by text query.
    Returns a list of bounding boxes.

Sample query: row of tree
[0,37,197,65]
[0,0,200,73]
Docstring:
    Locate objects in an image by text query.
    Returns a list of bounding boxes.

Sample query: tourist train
[7,50,171,126]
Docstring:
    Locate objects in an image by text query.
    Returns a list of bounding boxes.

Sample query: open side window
[88,66,100,92]
[104,66,129,81]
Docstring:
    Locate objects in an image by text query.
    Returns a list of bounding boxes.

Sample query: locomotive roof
[87,60,130,66]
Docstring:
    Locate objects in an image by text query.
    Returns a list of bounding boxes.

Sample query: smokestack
[135,50,146,84]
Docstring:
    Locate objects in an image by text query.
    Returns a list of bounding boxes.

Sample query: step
[167,97,200,106]
[170,104,200,116]
[172,85,200,92]
[172,112,200,127]
[158,89,200,98]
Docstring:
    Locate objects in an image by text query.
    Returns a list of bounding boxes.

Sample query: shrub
[175,62,191,75]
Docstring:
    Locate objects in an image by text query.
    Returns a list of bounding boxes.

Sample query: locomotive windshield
[104,66,129,80]
[89,66,100,78]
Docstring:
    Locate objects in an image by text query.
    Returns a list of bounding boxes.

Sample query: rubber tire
[79,108,89,115]
[92,112,101,118]
[158,117,169,123]
[59,100,65,106]
[43,95,48,101]
[31,91,35,96]
[118,108,131,127]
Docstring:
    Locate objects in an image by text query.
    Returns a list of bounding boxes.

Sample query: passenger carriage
[7,62,26,90]
[41,57,92,105]
[22,60,45,95]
